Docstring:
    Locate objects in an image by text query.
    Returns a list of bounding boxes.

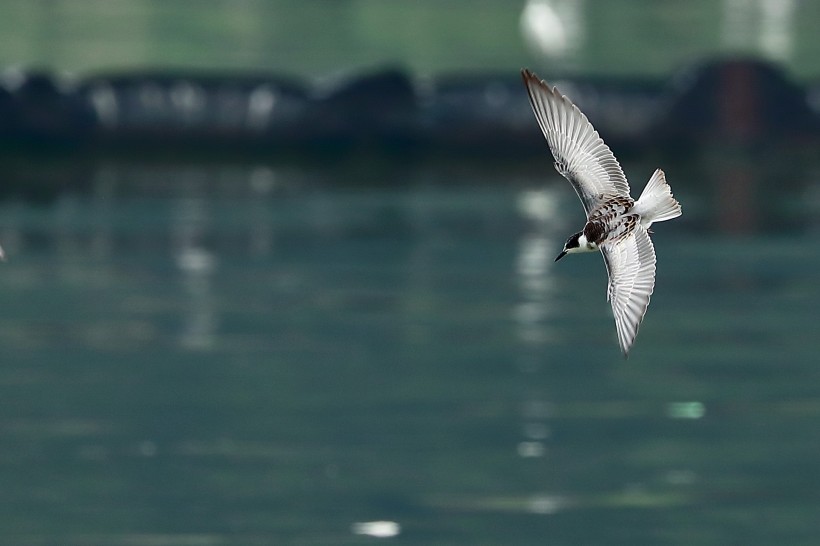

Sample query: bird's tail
[634,169,681,227]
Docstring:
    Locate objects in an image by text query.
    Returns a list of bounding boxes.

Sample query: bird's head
[555,232,584,262]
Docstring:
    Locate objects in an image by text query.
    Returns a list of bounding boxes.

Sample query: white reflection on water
[513,187,564,462]
[351,520,401,538]
[513,188,562,348]
[173,195,217,351]
[666,401,706,420]
[527,494,567,514]
[517,441,546,458]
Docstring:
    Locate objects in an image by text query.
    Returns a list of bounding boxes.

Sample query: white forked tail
[634,169,682,227]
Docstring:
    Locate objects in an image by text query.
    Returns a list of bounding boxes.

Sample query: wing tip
[521,67,562,102]
[520,67,537,84]
[620,338,633,359]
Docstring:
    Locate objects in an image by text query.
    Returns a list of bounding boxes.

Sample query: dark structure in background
[0,58,818,155]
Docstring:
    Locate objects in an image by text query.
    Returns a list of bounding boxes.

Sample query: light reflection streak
[528,494,566,514]
[513,188,562,349]
[666,401,706,419]
[173,193,217,351]
[513,186,563,466]
[351,520,401,538]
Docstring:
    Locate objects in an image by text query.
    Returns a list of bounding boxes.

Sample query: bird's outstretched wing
[600,226,656,357]
[521,68,631,214]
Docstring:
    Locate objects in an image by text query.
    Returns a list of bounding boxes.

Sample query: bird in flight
[521,68,682,357]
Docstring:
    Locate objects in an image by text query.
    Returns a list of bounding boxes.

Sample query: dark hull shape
[0,58,817,154]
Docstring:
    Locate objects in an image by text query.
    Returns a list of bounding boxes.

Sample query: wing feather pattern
[600,227,657,357]
[521,68,631,214]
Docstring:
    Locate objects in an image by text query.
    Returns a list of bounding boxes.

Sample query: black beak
[554,250,567,262]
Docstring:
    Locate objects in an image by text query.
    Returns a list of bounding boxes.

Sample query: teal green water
[0,156,819,544]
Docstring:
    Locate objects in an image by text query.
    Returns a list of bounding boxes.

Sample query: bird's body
[521,68,682,356]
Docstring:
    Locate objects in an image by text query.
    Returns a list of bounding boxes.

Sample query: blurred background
[1,1,820,545]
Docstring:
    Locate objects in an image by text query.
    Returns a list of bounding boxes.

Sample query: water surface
[0,155,819,545]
